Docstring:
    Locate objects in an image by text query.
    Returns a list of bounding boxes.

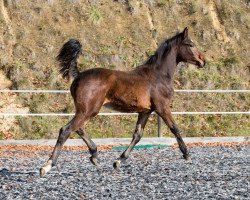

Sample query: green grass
[10,114,250,140]
[88,6,103,25]
[0,132,3,140]
[160,115,250,137]
[16,116,71,139]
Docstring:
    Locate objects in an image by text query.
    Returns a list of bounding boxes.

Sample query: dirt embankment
[0,0,249,139]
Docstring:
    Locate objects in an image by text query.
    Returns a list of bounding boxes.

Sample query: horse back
[71,67,152,113]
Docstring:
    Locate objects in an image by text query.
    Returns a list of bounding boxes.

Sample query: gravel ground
[0,145,249,199]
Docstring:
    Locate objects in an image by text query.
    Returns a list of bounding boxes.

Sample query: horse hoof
[40,168,46,178]
[90,157,98,166]
[183,154,191,161]
[40,160,52,177]
[113,160,121,169]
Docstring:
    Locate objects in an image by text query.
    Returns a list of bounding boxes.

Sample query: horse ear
[183,27,188,39]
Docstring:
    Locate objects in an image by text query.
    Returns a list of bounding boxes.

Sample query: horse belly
[103,95,151,113]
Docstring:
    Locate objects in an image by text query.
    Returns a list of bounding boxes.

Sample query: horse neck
[156,47,178,83]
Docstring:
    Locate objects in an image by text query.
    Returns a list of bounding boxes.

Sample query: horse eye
[185,43,194,47]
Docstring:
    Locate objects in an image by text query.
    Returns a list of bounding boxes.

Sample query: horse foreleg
[76,128,98,166]
[113,112,150,169]
[156,105,190,160]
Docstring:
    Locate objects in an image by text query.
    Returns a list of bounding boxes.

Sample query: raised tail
[56,39,82,80]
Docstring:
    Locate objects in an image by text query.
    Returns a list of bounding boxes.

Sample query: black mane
[146,32,183,65]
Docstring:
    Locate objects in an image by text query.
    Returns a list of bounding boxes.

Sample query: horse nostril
[198,53,205,60]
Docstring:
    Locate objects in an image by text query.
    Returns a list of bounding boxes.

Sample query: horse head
[177,27,206,68]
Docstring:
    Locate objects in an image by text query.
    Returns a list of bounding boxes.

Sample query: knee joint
[58,127,70,143]
[133,125,143,141]
[134,133,142,141]
[170,124,181,135]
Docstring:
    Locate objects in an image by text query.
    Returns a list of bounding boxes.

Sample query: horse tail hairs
[56,39,82,80]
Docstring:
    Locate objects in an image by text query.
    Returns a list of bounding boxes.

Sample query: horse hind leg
[76,128,98,166]
[40,113,86,177]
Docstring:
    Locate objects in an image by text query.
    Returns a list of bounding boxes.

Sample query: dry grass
[0,0,249,139]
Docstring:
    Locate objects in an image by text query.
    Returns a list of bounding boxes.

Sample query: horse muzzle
[197,60,206,68]
[197,53,206,68]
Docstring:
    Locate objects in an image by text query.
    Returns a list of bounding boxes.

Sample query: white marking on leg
[42,160,52,174]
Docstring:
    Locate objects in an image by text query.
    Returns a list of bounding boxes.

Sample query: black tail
[56,39,82,80]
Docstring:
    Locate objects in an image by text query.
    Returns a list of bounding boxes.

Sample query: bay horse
[40,27,205,177]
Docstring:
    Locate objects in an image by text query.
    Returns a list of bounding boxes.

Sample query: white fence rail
[0,90,250,117]
[0,89,250,93]
[1,89,249,137]
[0,111,249,117]
[0,89,249,117]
